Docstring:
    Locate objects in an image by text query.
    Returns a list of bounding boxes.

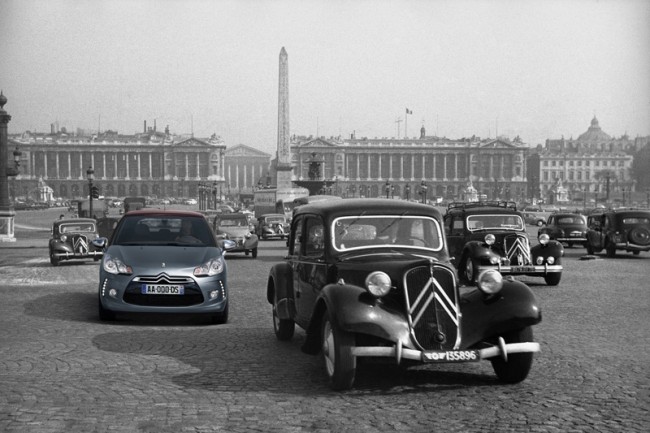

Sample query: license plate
[141,284,185,295]
[421,350,480,363]
[511,266,536,272]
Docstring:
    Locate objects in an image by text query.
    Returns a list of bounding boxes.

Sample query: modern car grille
[504,234,532,266]
[124,274,204,306]
[403,264,459,351]
[70,235,90,254]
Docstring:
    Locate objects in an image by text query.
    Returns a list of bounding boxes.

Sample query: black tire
[605,240,616,258]
[633,251,640,255]
[586,242,594,255]
[98,298,116,321]
[491,326,534,383]
[272,291,295,341]
[321,310,356,391]
[629,227,650,246]
[461,256,479,285]
[251,248,258,259]
[211,303,229,324]
[544,272,561,286]
[50,251,59,267]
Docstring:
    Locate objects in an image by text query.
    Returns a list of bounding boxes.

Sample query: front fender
[267,262,294,319]
[532,240,564,261]
[318,283,410,345]
[49,240,73,253]
[243,235,259,249]
[463,241,500,264]
[460,280,542,348]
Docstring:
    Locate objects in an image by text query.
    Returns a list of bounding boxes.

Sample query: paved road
[1,226,649,432]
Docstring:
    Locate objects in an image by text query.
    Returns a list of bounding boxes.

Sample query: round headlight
[484,234,496,245]
[365,271,392,297]
[538,233,550,245]
[60,234,67,242]
[477,269,503,295]
[536,256,544,265]
[547,256,555,265]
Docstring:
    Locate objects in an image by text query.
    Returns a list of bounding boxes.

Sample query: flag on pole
[406,108,413,114]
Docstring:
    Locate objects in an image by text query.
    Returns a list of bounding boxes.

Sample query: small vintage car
[585,209,650,257]
[256,213,290,240]
[444,201,563,286]
[49,218,104,266]
[538,213,588,248]
[522,212,546,227]
[213,212,259,258]
[96,209,234,322]
[267,198,542,390]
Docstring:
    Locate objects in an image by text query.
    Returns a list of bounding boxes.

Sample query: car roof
[260,213,285,218]
[123,209,206,218]
[55,218,97,224]
[294,198,443,221]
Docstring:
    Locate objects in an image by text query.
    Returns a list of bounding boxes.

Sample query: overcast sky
[1,0,649,155]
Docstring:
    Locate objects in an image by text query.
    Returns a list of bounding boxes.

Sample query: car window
[113,216,215,246]
[332,215,442,251]
[304,217,325,257]
[290,215,304,255]
[622,217,649,225]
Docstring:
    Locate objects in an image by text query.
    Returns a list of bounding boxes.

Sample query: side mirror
[221,239,236,252]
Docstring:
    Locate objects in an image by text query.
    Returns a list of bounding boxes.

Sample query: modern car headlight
[538,233,550,245]
[194,257,225,277]
[365,271,392,297]
[476,269,503,295]
[484,234,496,246]
[103,254,132,275]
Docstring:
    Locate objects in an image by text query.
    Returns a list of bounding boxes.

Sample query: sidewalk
[0,229,48,249]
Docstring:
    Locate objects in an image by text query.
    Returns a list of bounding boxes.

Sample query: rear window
[113,216,215,246]
[622,217,650,225]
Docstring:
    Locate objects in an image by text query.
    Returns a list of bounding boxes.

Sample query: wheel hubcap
[322,321,335,375]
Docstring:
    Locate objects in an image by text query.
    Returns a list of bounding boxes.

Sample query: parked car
[585,209,650,257]
[213,212,259,258]
[49,218,104,266]
[96,209,235,322]
[267,198,542,390]
[256,213,289,240]
[538,213,588,248]
[96,216,121,239]
[523,212,546,227]
[444,201,564,286]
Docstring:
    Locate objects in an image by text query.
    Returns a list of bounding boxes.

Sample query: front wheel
[461,256,479,285]
[272,293,294,341]
[251,248,258,258]
[586,242,594,255]
[544,272,562,286]
[50,251,59,267]
[321,310,356,390]
[490,326,535,383]
[605,240,616,258]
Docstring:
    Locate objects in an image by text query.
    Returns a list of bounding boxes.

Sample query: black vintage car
[585,209,650,257]
[444,201,564,286]
[49,218,104,266]
[538,213,588,248]
[267,198,542,390]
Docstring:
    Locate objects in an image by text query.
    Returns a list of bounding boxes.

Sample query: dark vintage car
[96,216,121,239]
[585,209,650,257]
[49,218,104,266]
[256,213,289,240]
[213,212,259,258]
[444,201,563,286]
[267,198,542,390]
[538,213,588,248]
[96,209,235,322]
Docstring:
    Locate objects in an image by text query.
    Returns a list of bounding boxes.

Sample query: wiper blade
[377,211,410,236]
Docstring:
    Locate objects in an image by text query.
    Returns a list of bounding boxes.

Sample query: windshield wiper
[377,211,410,236]
[336,211,367,238]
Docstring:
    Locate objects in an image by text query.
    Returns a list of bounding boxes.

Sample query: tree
[594,169,617,201]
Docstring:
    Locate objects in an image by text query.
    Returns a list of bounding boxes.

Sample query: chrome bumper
[478,264,562,275]
[352,339,541,364]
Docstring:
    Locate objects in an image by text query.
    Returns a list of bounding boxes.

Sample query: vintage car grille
[503,234,532,266]
[124,274,203,306]
[403,265,459,351]
[70,234,90,254]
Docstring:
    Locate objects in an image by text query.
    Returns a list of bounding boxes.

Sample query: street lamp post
[385,180,390,199]
[86,166,94,218]
[0,92,22,242]
[213,181,218,209]
[405,184,410,201]
[420,181,428,204]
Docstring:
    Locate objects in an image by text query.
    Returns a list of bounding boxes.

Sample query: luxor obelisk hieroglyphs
[275,47,293,190]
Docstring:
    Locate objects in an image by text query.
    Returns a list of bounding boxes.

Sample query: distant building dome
[577,116,611,142]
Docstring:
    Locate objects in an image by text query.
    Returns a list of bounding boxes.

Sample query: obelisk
[275,47,293,190]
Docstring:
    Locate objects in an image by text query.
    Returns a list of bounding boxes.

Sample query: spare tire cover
[629,227,650,245]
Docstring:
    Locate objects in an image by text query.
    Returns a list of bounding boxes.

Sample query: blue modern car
[96,209,234,323]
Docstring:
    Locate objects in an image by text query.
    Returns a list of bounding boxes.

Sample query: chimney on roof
[51,123,55,134]
[144,120,147,133]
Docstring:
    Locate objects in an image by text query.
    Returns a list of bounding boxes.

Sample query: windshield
[60,223,96,233]
[332,215,443,252]
[219,217,247,227]
[113,216,216,246]
[467,214,525,231]
[557,216,586,225]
